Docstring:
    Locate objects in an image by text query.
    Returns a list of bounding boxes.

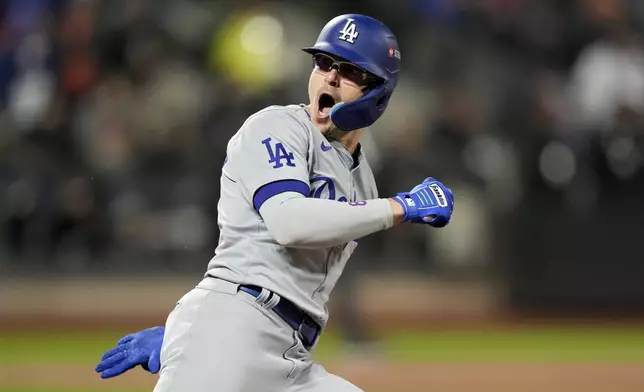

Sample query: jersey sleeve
[259,192,394,248]
[224,108,311,212]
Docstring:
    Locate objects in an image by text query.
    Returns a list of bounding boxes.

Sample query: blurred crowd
[1,0,644,286]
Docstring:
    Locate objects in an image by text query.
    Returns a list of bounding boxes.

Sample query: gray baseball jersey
[205,104,384,326]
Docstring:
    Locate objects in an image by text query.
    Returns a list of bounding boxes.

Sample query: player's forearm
[259,192,397,249]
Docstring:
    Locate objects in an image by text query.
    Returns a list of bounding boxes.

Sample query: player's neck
[305,105,363,154]
[329,128,363,154]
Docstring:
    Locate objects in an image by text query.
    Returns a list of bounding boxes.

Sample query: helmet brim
[302,44,387,83]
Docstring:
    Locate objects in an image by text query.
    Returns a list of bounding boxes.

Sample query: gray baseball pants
[153,277,363,392]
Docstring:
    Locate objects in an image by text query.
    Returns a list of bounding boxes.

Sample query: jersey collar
[330,139,363,170]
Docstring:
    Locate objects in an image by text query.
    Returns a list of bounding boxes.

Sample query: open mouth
[317,93,336,119]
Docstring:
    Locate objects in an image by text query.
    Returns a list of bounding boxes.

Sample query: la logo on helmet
[338,18,359,44]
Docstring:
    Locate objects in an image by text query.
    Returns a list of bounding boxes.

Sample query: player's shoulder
[228,105,312,149]
[228,104,313,150]
[244,104,312,135]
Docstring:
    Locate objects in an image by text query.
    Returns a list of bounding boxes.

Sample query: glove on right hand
[392,177,454,227]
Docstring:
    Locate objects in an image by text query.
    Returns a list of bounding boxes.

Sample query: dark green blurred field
[2,325,644,392]
[3,326,644,365]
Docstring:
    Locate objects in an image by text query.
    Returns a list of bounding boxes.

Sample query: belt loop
[255,288,271,305]
[263,292,280,310]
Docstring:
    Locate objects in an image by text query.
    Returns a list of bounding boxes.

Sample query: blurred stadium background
[1,0,644,391]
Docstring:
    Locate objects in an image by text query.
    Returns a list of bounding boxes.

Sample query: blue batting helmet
[303,14,401,131]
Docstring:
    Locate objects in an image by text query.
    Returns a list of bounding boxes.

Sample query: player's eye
[313,54,335,72]
[338,64,369,86]
[313,54,374,87]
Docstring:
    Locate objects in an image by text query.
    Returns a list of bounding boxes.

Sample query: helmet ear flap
[330,84,392,131]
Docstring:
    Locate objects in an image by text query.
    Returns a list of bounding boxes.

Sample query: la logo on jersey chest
[338,18,359,44]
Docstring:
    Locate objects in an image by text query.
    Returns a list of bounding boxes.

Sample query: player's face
[308,53,375,134]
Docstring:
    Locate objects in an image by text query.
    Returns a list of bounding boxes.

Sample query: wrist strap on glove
[393,192,418,222]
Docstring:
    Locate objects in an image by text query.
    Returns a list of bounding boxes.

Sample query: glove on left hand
[95,326,165,379]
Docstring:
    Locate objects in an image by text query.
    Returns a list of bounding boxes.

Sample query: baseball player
[95,14,454,392]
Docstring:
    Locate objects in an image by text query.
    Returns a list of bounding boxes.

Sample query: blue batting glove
[392,177,454,227]
[95,326,165,379]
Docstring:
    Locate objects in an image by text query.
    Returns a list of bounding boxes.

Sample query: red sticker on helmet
[388,46,401,60]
